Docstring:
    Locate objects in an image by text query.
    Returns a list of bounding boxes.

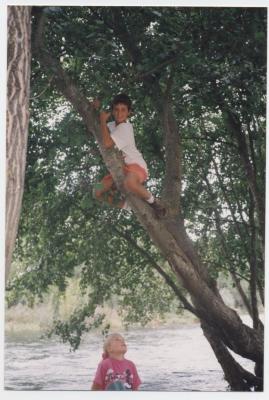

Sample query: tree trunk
[201,321,262,391]
[6,6,32,284]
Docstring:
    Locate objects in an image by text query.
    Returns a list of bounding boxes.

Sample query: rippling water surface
[5,323,254,391]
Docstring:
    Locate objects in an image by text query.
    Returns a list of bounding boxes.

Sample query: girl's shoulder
[100,357,112,366]
[123,358,137,368]
[96,357,112,372]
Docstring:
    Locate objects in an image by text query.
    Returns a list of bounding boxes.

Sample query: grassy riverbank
[5,301,200,341]
[5,274,250,340]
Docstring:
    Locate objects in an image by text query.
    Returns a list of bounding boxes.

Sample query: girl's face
[112,103,130,125]
[107,335,127,356]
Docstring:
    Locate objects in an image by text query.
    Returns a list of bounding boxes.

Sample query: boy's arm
[89,100,114,149]
[100,111,114,149]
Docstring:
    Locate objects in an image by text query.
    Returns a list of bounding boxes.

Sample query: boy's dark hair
[111,94,132,111]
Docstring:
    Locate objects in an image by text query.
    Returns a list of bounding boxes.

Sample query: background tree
[6,6,32,284]
[6,6,266,391]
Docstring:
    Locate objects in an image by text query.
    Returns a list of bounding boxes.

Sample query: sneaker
[122,200,132,212]
[150,199,166,218]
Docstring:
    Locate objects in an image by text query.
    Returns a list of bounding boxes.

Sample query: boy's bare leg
[95,173,165,215]
[123,173,166,217]
[107,188,126,208]
[95,174,148,208]
[123,173,152,200]
[94,178,114,202]
[94,178,125,208]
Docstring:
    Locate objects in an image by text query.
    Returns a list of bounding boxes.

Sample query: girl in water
[91,333,141,391]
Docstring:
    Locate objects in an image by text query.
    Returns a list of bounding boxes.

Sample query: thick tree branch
[160,73,182,216]
[111,225,199,317]
[201,321,263,391]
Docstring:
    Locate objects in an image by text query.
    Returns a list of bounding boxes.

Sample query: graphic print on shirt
[104,367,133,390]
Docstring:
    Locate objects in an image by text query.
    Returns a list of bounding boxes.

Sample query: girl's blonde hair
[102,333,123,359]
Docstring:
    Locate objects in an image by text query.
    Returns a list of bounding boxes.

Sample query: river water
[4,322,255,392]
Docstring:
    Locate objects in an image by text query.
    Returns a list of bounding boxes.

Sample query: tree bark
[201,321,263,391]
[160,79,182,216]
[6,6,32,284]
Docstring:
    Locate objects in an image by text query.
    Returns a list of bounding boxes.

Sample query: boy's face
[112,103,130,124]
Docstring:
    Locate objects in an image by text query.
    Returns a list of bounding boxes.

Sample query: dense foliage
[7,7,266,349]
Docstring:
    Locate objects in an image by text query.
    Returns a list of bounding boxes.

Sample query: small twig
[30,75,54,100]
[136,55,179,80]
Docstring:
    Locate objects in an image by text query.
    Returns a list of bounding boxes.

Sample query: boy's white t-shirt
[107,121,148,173]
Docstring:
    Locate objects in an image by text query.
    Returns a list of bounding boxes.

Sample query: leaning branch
[112,225,199,317]
[33,10,96,134]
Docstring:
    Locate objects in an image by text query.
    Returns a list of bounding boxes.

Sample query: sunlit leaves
[8,7,265,346]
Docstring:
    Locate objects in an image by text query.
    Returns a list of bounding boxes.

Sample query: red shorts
[102,163,148,185]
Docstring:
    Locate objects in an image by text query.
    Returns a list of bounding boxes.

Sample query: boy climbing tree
[92,94,166,217]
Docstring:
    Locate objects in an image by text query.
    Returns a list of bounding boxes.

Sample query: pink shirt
[93,357,141,390]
